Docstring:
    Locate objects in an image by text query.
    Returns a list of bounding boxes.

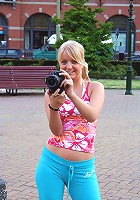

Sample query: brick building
[0,0,140,55]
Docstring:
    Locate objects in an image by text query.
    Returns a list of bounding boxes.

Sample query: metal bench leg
[12,89,18,96]
[6,89,11,94]
[44,88,47,93]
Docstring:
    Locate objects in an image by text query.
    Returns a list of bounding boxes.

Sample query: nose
[66,61,72,69]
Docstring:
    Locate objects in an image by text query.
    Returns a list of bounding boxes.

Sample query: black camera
[45,71,65,94]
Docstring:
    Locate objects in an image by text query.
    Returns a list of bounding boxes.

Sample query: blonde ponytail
[82,61,90,81]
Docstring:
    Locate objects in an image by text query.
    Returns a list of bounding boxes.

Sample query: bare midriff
[46,144,94,161]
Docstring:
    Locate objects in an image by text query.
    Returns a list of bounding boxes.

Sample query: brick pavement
[0,89,140,200]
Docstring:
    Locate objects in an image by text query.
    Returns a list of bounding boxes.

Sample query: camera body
[45,71,65,94]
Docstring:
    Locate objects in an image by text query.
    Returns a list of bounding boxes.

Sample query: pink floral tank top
[47,82,98,154]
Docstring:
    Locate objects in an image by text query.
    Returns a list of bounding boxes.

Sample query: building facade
[0,0,140,55]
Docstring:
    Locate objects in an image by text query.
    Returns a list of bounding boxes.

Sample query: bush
[3,61,14,66]
[89,63,136,79]
[132,61,140,76]
[110,60,140,76]
[0,59,57,66]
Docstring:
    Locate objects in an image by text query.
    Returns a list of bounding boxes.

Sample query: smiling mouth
[67,71,75,75]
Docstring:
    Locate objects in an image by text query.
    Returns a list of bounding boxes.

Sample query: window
[108,15,135,53]
[0,49,6,55]
[7,50,17,55]
[24,13,56,50]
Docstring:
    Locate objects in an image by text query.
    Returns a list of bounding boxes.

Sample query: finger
[60,78,71,88]
[52,93,60,98]
[47,89,52,97]
[52,89,60,97]
[60,70,70,79]
[61,91,65,96]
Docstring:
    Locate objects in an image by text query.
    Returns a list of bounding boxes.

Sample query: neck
[73,78,83,88]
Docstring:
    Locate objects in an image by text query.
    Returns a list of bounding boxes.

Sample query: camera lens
[47,76,58,88]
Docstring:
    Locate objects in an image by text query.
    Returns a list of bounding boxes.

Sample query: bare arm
[67,81,104,122]
[44,90,65,136]
[59,70,105,122]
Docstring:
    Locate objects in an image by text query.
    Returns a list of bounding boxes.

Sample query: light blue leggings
[35,146,101,200]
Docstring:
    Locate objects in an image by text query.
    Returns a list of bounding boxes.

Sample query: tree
[53,0,113,72]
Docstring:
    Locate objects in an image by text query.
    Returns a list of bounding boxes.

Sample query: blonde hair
[58,40,90,81]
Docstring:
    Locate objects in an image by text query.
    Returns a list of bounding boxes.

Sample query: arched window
[0,14,7,26]
[108,15,135,53]
[24,13,56,50]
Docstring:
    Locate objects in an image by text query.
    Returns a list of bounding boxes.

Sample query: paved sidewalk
[0,89,140,200]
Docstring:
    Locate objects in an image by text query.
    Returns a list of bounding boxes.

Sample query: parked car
[33,47,56,60]
[32,34,59,60]
[124,55,140,61]
[0,49,25,59]
[131,55,140,61]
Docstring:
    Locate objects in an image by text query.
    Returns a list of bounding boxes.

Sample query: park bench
[0,65,57,95]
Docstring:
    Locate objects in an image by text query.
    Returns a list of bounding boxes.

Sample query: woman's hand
[59,70,74,97]
[45,90,65,136]
[47,88,66,109]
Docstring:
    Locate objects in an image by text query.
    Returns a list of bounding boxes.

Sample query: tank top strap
[82,81,90,99]
[86,82,90,93]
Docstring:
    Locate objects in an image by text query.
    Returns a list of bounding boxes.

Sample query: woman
[35,40,105,200]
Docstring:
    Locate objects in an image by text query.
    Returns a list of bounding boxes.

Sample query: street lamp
[56,0,61,59]
[56,0,61,41]
[125,0,134,95]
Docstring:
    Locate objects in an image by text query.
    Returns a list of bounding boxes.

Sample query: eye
[72,60,77,64]
[61,60,67,65]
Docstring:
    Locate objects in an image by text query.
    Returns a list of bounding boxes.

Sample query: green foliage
[52,0,113,69]
[132,61,140,76]
[0,59,57,66]
[94,79,140,90]
[2,61,14,66]
[89,63,136,79]
[110,60,140,76]
[0,59,38,66]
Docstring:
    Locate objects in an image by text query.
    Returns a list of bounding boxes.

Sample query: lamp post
[56,0,60,59]
[125,0,134,95]
[56,0,61,41]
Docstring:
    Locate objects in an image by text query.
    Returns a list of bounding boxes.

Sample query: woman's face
[59,52,83,81]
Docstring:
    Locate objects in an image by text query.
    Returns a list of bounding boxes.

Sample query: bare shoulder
[87,81,104,98]
[89,81,104,91]
[88,81,105,104]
